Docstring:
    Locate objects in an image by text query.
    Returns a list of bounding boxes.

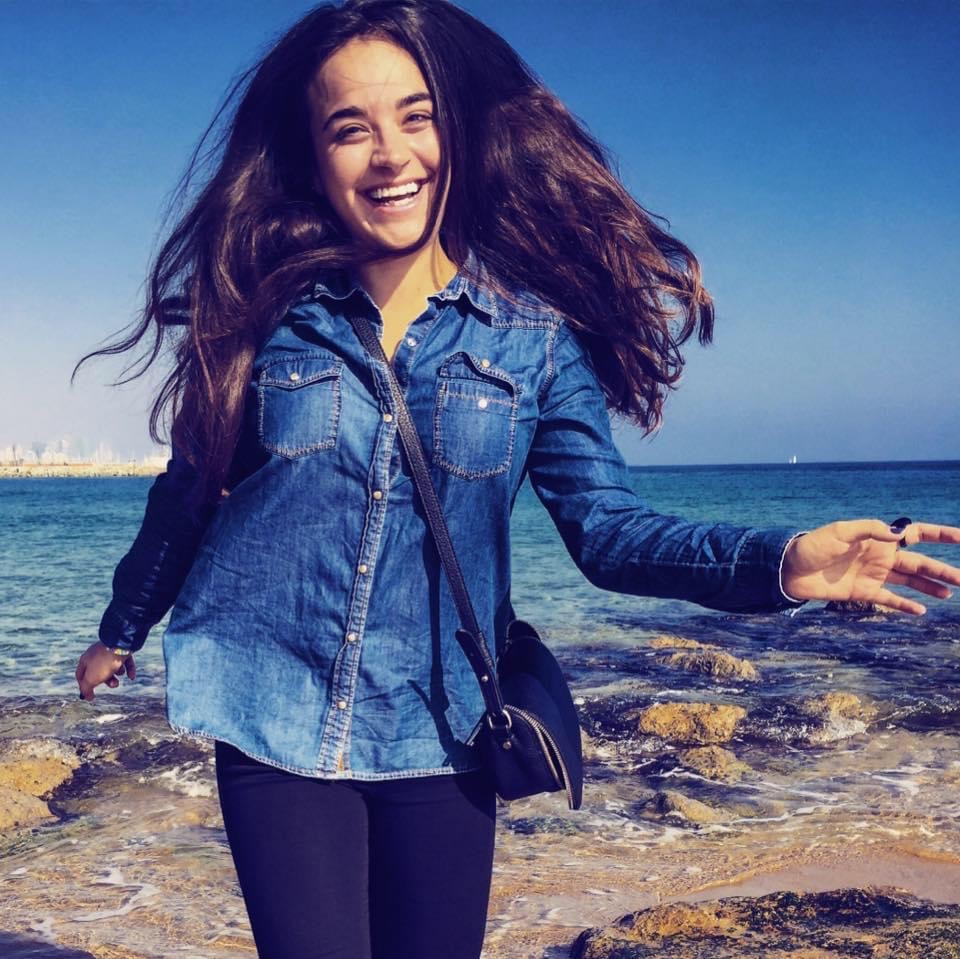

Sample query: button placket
[317,380,397,773]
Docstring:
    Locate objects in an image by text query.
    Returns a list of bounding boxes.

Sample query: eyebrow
[321,92,433,132]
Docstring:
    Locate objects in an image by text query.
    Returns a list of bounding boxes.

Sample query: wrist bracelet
[104,645,133,659]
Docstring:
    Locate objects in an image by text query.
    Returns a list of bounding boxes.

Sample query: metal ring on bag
[486,710,512,732]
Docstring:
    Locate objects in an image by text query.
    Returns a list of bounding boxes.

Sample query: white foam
[870,774,921,796]
[654,825,687,845]
[94,713,124,724]
[70,883,159,921]
[153,762,213,798]
[807,717,868,744]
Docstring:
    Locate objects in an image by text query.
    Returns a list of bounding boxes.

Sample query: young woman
[73,2,960,957]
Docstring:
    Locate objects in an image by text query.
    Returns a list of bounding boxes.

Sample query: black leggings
[213,740,498,959]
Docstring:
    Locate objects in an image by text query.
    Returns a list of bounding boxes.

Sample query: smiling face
[308,37,446,253]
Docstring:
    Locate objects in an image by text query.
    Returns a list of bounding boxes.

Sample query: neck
[358,240,458,313]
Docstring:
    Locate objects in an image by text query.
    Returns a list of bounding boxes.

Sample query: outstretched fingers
[872,588,927,616]
[903,522,960,547]
[894,551,960,590]
[885,569,953,600]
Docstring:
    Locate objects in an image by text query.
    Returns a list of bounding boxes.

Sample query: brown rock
[800,692,877,723]
[571,887,960,958]
[0,785,56,831]
[825,599,880,614]
[676,746,751,783]
[0,738,81,798]
[657,649,759,682]
[636,703,747,745]
[0,757,77,797]
[648,635,706,650]
[650,790,725,824]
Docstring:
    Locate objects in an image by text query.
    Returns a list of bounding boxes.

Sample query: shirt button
[480,358,491,368]
[289,371,301,381]
[358,563,369,574]
[405,336,417,347]
[337,700,347,710]
[372,490,383,500]
[383,412,393,423]
[346,632,357,643]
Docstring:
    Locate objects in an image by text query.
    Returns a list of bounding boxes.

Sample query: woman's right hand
[76,642,136,701]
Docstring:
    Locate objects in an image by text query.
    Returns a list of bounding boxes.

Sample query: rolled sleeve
[525,322,808,615]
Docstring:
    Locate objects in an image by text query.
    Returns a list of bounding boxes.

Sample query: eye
[333,124,366,142]
[405,112,433,125]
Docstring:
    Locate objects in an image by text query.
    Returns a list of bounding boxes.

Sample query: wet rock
[506,815,581,836]
[570,887,960,958]
[114,736,210,772]
[676,746,752,784]
[0,785,56,831]
[649,790,725,825]
[825,600,899,615]
[825,599,881,614]
[0,737,81,798]
[794,693,877,745]
[800,692,877,723]
[722,797,787,820]
[649,635,705,650]
[635,703,747,745]
[656,649,759,682]
[744,694,879,747]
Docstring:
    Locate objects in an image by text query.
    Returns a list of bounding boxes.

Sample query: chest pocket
[433,352,520,479]
[257,352,342,458]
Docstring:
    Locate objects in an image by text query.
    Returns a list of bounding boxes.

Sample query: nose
[370,125,410,171]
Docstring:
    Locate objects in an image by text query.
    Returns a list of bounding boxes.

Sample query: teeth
[368,181,422,200]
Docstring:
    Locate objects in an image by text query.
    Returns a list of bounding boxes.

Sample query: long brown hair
[72,0,713,506]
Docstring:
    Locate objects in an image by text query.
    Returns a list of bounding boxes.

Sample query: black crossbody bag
[351,315,584,810]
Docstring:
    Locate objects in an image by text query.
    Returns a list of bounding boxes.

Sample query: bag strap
[349,314,507,722]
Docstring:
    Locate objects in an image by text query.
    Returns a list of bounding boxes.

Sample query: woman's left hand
[781,519,960,615]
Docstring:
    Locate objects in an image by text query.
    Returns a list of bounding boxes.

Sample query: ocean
[3,460,958,698]
[1,460,958,958]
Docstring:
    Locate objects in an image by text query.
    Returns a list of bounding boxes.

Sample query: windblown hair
[73,0,713,506]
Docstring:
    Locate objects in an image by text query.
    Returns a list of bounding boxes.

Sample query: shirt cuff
[778,530,810,605]
[726,526,810,613]
[98,600,149,654]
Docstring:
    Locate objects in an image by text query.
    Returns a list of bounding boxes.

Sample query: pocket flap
[259,353,342,390]
[438,352,519,394]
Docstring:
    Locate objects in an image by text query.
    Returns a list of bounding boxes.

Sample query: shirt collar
[311,247,499,320]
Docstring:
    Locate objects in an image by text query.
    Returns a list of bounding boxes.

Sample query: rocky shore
[2,616,959,958]
[572,888,960,957]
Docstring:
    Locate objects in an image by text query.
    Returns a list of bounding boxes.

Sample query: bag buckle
[486,709,512,735]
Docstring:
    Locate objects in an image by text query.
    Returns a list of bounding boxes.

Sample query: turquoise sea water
[1,460,958,704]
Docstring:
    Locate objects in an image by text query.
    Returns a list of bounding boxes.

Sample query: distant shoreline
[0,463,162,478]
[2,460,956,480]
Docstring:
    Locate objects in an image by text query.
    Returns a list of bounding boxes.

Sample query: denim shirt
[98,250,805,780]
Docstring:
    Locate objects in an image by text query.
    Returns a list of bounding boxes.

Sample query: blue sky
[1,0,957,464]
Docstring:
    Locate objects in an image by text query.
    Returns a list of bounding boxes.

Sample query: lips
[362,177,429,204]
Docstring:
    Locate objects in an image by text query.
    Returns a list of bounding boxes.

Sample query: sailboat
[788,454,798,465]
